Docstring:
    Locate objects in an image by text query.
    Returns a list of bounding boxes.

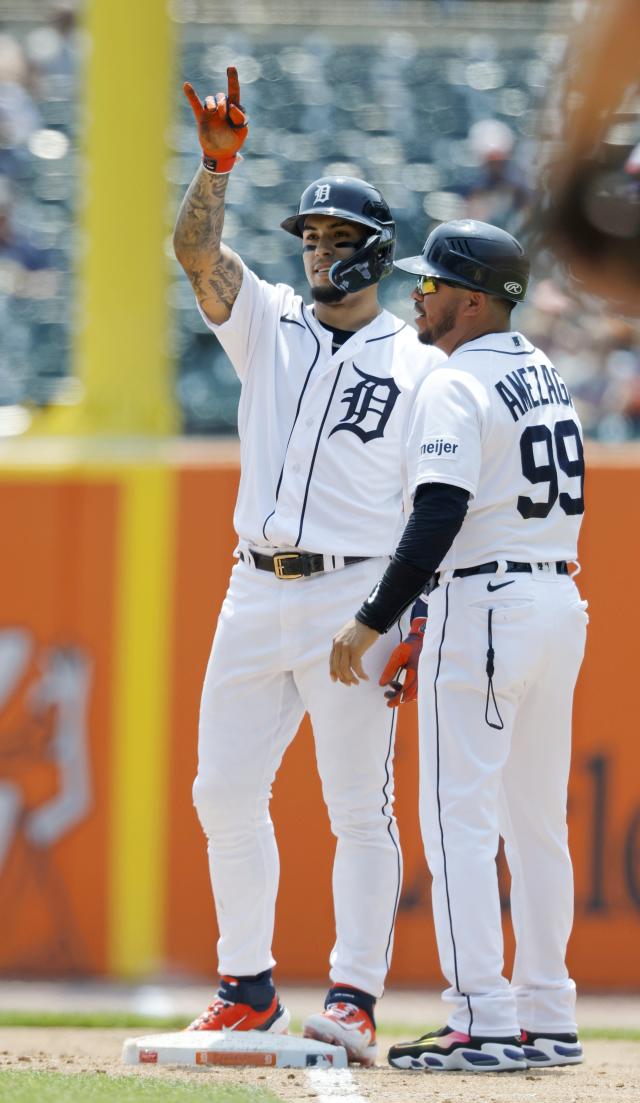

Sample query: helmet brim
[393,254,432,274]
[394,254,479,288]
[394,252,524,299]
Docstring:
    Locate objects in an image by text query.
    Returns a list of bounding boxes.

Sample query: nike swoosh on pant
[487,579,516,591]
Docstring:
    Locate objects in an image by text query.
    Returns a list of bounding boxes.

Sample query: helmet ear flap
[328,228,396,293]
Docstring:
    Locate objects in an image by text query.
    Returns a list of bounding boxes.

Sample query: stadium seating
[1,5,638,439]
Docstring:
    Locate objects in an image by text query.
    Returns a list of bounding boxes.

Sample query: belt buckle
[273,552,303,580]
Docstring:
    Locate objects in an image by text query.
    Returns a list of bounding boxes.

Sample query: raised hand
[183,66,248,173]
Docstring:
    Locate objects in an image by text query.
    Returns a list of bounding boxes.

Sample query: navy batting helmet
[394,219,529,303]
[281,176,396,294]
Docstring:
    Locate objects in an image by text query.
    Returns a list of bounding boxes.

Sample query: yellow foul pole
[8,0,181,977]
[76,0,177,974]
[35,0,177,435]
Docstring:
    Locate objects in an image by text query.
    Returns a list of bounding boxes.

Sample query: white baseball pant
[418,566,588,1036]
[193,556,405,998]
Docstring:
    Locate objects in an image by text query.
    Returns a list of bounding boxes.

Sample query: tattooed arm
[173,167,243,325]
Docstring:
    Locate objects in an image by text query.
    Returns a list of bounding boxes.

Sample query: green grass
[0,1012,189,1030]
[580,1027,640,1041]
[1,1009,638,1042]
[0,1071,281,1102]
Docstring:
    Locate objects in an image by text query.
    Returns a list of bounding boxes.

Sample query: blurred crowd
[0,3,79,431]
[1,1,639,440]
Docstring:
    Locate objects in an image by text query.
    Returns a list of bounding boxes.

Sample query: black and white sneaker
[388,1026,526,1072]
[520,1030,583,1067]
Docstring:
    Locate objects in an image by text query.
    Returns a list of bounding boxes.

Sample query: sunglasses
[415,275,467,294]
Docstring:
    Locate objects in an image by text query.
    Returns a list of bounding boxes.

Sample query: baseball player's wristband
[411,596,429,620]
[356,557,431,635]
[202,153,238,174]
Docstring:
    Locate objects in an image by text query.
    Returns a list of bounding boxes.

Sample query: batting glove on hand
[379,617,427,707]
[183,66,248,174]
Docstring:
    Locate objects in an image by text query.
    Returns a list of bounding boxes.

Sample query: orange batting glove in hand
[183,66,248,174]
[379,617,427,707]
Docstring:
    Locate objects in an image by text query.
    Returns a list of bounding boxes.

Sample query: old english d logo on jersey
[329,366,400,443]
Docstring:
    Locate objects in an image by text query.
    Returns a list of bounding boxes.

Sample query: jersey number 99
[518,419,585,519]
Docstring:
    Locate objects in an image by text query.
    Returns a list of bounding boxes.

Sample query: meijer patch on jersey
[420,435,460,458]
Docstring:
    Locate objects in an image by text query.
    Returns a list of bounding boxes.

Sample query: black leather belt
[241,550,369,580]
[441,559,568,582]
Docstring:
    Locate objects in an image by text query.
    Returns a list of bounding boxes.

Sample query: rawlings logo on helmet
[504,281,523,295]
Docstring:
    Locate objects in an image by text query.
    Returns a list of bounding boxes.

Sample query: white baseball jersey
[406,331,584,568]
[198,263,445,556]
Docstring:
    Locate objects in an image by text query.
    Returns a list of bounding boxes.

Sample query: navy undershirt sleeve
[356,482,470,633]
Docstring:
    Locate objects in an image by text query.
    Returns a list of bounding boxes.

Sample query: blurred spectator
[462,119,531,231]
[0,33,40,147]
[26,3,79,94]
[519,278,640,441]
[0,108,31,182]
[0,185,59,289]
[0,182,62,408]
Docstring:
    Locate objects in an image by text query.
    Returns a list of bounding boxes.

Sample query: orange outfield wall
[166,446,640,991]
[0,447,636,984]
[0,480,119,975]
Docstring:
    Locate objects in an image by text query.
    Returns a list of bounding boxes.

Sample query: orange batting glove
[183,66,248,174]
[379,617,427,707]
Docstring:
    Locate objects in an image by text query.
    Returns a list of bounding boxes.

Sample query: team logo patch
[420,435,460,458]
[330,366,400,443]
[313,184,331,204]
[504,281,522,295]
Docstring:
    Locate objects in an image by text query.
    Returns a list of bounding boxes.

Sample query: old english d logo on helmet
[313,183,332,204]
[394,219,530,303]
[281,176,396,293]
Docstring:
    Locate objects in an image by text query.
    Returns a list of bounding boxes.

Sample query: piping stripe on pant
[381,700,402,974]
[432,582,474,1033]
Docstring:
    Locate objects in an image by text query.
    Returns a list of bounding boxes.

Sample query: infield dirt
[1,1029,639,1103]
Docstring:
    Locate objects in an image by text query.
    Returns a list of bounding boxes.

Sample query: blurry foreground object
[537,0,640,315]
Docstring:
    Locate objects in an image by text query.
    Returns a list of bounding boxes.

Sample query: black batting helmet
[394,219,529,303]
[281,176,396,294]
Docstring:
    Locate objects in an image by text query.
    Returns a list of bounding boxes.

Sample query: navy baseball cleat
[520,1030,583,1066]
[388,1026,527,1072]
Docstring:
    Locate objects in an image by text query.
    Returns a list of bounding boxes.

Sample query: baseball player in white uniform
[331,219,587,1071]
[172,68,444,1064]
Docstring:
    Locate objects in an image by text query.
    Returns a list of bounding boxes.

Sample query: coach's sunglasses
[415,275,467,294]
